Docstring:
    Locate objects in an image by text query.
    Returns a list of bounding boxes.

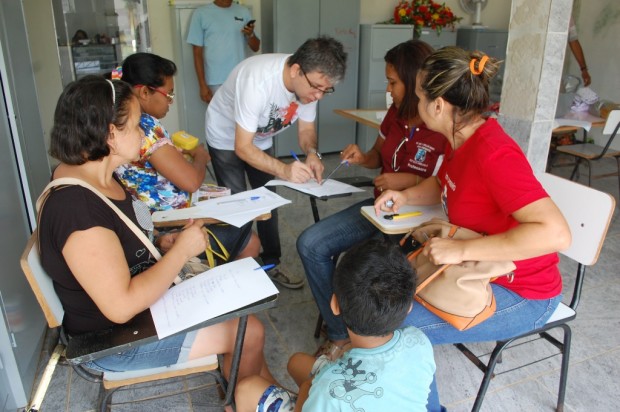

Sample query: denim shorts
[206,222,252,259]
[83,330,198,372]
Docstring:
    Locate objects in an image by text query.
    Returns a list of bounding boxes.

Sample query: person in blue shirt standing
[187,0,260,103]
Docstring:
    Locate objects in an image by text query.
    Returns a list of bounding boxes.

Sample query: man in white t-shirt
[187,0,260,103]
[206,36,347,289]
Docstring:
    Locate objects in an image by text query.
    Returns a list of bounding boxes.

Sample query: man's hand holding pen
[305,150,324,183]
[288,150,323,183]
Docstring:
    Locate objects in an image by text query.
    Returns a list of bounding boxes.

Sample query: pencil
[391,211,423,220]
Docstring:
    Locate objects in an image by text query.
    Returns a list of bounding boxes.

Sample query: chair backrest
[537,172,615,266]
[603,109,620,136]
[20,231,64,328]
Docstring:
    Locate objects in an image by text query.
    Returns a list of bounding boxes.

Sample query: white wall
[146,0,181,133]
[568,0,620,145]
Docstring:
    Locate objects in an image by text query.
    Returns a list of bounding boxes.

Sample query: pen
[217,196,260,205]
[321,160,349,184]
[254,264,276,271]
[383,211,423,220]
[320,160,349,185]
[290,150,301,162]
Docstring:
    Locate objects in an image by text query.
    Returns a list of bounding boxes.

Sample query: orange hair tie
[469,56,489,76]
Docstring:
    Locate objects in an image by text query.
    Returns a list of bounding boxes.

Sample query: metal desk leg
[310,197,321,223]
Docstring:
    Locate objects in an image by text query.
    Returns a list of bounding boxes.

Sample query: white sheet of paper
[150,257,279,339]
[265,179,365,197]
[553,111,604,131]
[152,187,291,227]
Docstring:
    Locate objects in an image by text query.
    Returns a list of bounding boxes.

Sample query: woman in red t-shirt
[376,47,571,410]
[376,47,571,345]
[298,40,447,359]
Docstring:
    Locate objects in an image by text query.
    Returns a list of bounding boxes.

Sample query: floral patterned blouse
[115,113,190,212]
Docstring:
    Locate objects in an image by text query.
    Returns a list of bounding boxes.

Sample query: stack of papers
[150,257,279,339]
[152,186,291,227]
[265,179,365,198]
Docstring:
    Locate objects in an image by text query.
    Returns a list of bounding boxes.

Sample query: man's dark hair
[333,239,415,336]
[121,52,177,88]
[288,36,347,83]
[50,75,134,165]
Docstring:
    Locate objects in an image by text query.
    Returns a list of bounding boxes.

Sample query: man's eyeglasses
[135,84,175,102]
[300,69,335,95]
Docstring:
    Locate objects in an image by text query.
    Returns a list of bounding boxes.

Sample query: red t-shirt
[375,105,447,198]
[437,118,562,299]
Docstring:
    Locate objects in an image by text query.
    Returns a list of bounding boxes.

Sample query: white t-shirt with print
[205,53,317,151]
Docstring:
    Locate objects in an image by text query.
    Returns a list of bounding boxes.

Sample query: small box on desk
[172,130,199,151]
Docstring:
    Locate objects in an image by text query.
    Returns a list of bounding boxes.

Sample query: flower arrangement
[390,0,461,37]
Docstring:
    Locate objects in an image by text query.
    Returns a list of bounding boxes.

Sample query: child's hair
[333,239,415,337]
[120,52,177,88]
[418,46,501,124]
[384,39,434,121]
[50,75,134,165]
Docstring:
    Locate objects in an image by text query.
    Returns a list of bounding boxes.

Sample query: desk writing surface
[150,257,279,339]
[361,204,446,234]
[553,111,605,133]
[334,109,386,130]
[65,296,278,364]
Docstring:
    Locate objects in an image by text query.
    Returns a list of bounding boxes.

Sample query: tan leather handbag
[403,219,516,331]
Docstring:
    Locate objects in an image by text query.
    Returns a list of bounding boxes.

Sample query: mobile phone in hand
[246,19,256,27]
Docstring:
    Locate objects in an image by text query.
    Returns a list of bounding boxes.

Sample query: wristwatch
[308,148,322,160]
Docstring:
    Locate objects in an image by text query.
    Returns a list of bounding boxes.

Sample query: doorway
[51,0,151,86]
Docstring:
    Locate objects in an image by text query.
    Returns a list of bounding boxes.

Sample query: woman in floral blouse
[115,52,260,259]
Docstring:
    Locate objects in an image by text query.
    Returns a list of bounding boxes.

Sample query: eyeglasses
[300,69,335,95]
[135,84,175,102]
[391,126,417,172]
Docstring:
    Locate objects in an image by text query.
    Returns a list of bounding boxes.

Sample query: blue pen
[254,264,276,271]
[217,196,261,205]
[290,150,301,162]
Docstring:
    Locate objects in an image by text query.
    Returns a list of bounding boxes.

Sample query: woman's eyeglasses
[391,126,417,172]
[300,68,335,95]
[135,84,175,102]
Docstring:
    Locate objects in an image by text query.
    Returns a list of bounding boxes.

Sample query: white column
[499,0,573,172]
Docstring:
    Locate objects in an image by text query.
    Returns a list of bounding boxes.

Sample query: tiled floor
[31,153,620,411]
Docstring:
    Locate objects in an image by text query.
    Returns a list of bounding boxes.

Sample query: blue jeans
[297,198,379,341]
[208,145,281,266]
[403,284,562,344]
[84,330,198,372]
